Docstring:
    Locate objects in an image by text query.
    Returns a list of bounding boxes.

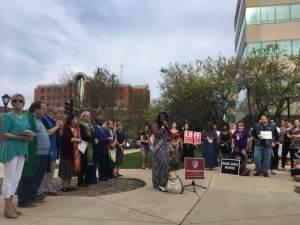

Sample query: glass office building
[235,0,300,58]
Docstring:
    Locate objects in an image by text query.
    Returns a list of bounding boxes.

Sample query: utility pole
[120,64,123,84]
[111,74,117,121]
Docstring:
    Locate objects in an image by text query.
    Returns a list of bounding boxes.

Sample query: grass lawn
[121,148,202,169]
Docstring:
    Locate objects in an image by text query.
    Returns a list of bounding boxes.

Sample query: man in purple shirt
[232,123,249,161]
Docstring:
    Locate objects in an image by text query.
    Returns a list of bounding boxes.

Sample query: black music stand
[184,180,207,193]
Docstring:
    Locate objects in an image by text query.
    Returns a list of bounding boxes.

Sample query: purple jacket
[233,129,248,150]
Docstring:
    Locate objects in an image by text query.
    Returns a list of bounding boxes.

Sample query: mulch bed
[0,177,146,197]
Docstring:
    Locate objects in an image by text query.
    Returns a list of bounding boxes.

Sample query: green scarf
[80,121,94,165]
[22,112,37,177]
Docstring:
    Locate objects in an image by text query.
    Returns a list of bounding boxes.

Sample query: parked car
[124,139,141,149]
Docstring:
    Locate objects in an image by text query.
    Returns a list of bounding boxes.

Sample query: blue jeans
[254,146,272,174]
[17,155,48,204]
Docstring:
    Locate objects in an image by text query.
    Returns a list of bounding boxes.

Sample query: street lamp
[2,94,10,112]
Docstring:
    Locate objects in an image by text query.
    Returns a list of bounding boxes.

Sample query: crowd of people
[0,94,126,219]
[1,93,300,218]
[148,114,300,192]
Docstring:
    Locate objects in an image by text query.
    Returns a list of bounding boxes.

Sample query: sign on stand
[221,159,240,176]
[184,157,205,180]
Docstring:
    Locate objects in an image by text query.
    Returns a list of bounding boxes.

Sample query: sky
[0,0,237,107]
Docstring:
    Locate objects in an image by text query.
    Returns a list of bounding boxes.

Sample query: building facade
[34,83,73,110]
[34,81,150,114]
[115,84,150,108]
[235,0,300,58]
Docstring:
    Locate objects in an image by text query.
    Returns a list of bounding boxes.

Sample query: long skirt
[202,142,217,169]
[152,139,170,189]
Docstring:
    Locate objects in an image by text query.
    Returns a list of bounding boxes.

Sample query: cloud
[0,0,237,108]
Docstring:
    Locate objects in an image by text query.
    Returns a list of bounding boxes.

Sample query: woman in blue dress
[202,122,218,169]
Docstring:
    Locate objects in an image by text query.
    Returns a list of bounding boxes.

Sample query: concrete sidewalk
[0,167,299,225]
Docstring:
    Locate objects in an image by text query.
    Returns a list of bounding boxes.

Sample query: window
[40,96,45,100]
[244,40,300,58]
[262,41,277,57]
[277,40,292,57]
[291,4,300,21]
[292,40,300,56]
[48,88,52,93]
[41,88,45,93]
[47,96,51,100]
[261,6,275,24]
[246,7,261,25]
[247,42,262,56]
[52,96,56,100]
[276,5,290,23]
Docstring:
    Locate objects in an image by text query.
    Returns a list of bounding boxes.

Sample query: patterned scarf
[71,127,81,173]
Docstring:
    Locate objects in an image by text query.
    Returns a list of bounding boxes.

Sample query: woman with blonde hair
[0,94,33,218]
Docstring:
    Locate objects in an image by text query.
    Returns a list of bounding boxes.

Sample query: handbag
[166,174,184,194]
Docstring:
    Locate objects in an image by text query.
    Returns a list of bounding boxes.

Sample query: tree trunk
[246,87,254,124]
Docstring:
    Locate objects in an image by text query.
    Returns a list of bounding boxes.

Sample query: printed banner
[221,159,240,176]
[184,131,201,145]
[184,131,194,144]
[184,157,205,180]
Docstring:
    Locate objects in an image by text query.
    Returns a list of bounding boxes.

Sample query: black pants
[271,144,279,170]
[98,151,110,180]
[18,155,48,205]
[77,152,88,185]
[282,144,296,169]
[181,149,194,162]
[82,149,98,184]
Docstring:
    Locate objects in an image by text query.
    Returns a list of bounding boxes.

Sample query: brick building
[34,82,150,114]
[34,83,73,110]
[115,84,150,108]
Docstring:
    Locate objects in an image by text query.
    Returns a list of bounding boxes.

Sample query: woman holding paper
[181,123,196,161]
[0,94,33,219]
[140,125,150,169]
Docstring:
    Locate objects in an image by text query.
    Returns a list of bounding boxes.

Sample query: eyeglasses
[12,99,24,104]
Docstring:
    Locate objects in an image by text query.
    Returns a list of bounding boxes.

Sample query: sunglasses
[12,99,24,104]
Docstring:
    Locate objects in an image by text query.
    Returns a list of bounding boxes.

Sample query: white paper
[260,131,272,140]
[78,141,88,154]
[110,149,116,162]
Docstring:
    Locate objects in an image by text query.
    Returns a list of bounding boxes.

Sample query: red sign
[184,157,205,180]
[184,131,194,144]
[184,131,201,145]
[193,132,201,145]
